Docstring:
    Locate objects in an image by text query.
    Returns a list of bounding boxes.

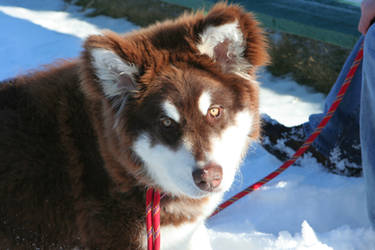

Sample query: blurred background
[64,0,362,94]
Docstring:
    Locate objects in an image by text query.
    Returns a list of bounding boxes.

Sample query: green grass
[267,31,350,94]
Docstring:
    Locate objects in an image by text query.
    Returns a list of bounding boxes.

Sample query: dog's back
[0,62,80,248]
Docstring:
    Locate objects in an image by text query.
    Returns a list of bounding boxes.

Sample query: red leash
[210,44,364,217]
[146,188,161,250]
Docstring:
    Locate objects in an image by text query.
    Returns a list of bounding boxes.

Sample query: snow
[1,0,374,249]
[0,0,138,80]
[258,72,325,126]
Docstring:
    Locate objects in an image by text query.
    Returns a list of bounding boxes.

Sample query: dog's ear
[195,3,269,78]
[82,32,141,100]
[90,48,138,98]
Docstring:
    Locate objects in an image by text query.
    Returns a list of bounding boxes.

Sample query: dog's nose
[192,163,223,192]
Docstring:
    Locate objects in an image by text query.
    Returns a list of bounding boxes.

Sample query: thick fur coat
[0,3,268,249]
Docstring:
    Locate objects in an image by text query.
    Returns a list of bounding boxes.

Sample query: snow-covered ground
[1,0,374,249]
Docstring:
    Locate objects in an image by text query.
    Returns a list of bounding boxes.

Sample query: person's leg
[262,37,363,176]
[305,36,364,159]
[360,25,375,228]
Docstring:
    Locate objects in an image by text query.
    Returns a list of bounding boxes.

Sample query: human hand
[359,0,375,34]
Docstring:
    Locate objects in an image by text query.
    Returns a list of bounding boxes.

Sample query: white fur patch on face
[207,110,254,192]
[133,134,205,198]
[91,48,138,97]
[198,91,211,115]
[162,100,180,122]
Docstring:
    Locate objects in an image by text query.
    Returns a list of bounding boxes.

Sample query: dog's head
[81,3,268,198]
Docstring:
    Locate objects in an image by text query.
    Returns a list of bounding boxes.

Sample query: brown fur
[0,3,268,249]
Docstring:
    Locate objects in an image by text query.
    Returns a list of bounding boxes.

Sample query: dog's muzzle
[192,163,223,192]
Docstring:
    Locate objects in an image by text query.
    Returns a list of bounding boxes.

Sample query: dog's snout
[192,163,223,192]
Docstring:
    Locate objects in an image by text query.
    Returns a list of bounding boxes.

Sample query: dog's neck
[159,192,222,227]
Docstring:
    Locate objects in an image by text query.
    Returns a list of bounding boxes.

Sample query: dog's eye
[208,106,222,119]
[209,107,220,117]
[160,117,173,128]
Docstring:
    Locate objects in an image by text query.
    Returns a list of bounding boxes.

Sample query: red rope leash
[210,44,364,218]
[146,188,161,250]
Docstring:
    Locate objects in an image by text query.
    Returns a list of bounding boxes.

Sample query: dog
[0,3,268,249]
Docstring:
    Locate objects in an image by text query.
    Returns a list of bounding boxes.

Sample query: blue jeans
[303,28,375,227]
[361,25,375,228]
[304,37,363,160]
